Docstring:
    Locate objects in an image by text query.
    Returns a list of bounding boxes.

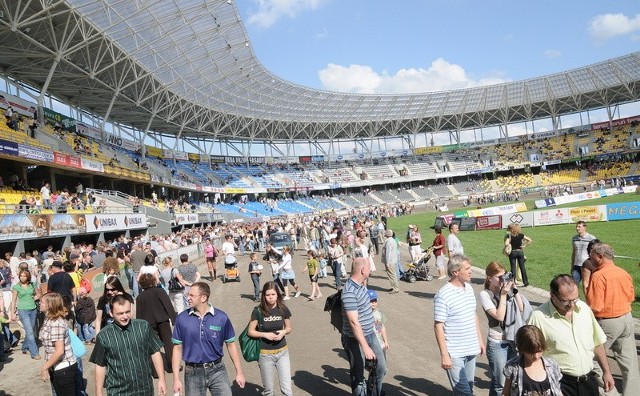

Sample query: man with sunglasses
[528,274,614,396]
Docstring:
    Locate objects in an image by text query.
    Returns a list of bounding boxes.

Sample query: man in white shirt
[447,223,464,257]
[40,182,51,210]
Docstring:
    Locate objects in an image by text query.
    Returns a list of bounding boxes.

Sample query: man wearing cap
[342,258,386,395]
[381,229,400,294]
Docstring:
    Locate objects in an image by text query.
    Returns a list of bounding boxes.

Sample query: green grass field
[387,193,640,316]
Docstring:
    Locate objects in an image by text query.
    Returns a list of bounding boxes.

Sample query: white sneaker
[283,296,291,300]
[294,291,301,298]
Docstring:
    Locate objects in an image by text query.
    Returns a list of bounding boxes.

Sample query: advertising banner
[76,123,103,140]
[533,208,571,226]
[43,107,76,132]
[146,145,163,158]
[199,154,209,164]
[18,145,54,162]
[534,197,556,209]
[49,214,86,236]
[81,158,104,173]
[457,217,477,231]
[175,213,199,225]
[103,131,141,151]
[0,214,39,241]
[84,213,147,232]
[466,202,527,217]
[210,155,225,164]
[606,202,640,221]
[501,211,534,229]
[173,151,188,161]
[414,146,443,155]
[568,205,607,223]
[0,139,19,156]
[0,92,37,117]
[475,215,502,230]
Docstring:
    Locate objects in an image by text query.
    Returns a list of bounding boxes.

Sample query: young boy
[248,252,262,302]
[368,289,389,354]
[318,252,328,278]
[302,250,321,300]
[75,286,97,343]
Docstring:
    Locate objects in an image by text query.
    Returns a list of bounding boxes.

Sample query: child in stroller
[401,247,433,282]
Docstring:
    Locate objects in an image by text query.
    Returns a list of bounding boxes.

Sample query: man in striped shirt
[342,257,387,395]
[90,294,166,396]
[434,254,484,396]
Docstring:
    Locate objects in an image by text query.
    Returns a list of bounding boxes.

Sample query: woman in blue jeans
[247,281,293,396]
[10,269,41,359]
[479,262,525,396]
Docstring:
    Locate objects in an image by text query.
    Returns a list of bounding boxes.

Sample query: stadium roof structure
[0,0,639,143]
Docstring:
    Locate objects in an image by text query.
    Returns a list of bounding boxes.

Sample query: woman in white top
[137,253,160,286]
[276,246,301,300]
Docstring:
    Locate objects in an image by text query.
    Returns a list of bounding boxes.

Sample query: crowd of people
[0,212,638,396]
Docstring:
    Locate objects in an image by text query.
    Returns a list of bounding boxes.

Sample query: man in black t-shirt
[47,260,76,301]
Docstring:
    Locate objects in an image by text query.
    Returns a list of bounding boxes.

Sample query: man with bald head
[586,243,638,396]
[341,257,386,395]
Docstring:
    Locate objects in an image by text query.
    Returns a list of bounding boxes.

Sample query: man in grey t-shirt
[341,257,386,395]
[570,221,595,284]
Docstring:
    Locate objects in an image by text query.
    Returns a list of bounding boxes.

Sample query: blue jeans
[571,265,582,284]
[332,260,342,289]
[341,332,387,396]
[76,323,96,342]
[486,339,516,396]
[447,355,477,396]
[2,323,18,346]
[184,361,232,396]
[396,251,404,279]
[258,348,292,396]
[251,275,260,300]
[18,309,39,357]
[258,238,265,252]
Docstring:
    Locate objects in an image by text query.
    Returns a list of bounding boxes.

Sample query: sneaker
[283,296,291,300]
[294,291,301,298]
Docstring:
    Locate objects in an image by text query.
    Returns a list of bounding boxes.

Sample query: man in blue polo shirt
[171,282,245,396]
[341,257,386,395]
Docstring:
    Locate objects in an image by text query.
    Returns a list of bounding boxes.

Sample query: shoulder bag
[239,307,263,362]
[68,328,86,358]
[167,268,185,292]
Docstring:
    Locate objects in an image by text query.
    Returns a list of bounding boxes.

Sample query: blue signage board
[606,202,640,221]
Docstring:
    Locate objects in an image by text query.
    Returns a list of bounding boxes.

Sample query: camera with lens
[499,272,514,284]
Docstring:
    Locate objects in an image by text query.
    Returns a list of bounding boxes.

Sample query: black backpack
[324,290,343,334]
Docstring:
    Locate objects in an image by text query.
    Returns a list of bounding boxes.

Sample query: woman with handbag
[247,281,293,396]
[39,292,78,395]
[504,223,532,287]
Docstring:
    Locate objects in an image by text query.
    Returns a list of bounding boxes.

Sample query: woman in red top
[431,226,447,279]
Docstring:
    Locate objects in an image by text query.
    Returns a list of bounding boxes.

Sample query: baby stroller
[223,254,240,283]
[402,247,433,283]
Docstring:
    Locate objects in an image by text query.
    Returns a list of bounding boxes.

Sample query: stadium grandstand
[0,0,639,252]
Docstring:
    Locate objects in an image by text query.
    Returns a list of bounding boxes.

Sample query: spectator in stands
[40,182,52,210]
[54,190,70,214]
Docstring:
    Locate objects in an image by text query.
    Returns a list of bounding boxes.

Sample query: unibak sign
[85,214,147,231]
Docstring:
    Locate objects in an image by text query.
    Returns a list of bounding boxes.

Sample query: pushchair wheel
[409,274,417,283]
